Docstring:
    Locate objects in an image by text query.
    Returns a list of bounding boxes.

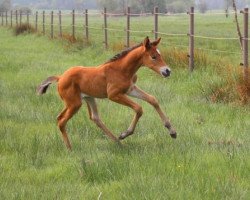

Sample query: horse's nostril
[166,69,171,74]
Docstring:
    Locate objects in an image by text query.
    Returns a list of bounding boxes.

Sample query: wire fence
[0,7,249,76]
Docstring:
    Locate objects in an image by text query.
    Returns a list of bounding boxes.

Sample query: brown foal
[37,37,177,149]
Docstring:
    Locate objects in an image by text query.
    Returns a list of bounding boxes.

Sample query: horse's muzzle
[160,67,171,77]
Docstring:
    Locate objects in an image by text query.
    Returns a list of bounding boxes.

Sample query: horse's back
[58,66,108,98]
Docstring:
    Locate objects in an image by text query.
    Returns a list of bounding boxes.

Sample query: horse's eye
[151,55,157,60]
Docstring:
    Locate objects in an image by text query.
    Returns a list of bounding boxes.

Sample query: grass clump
[14,23,35,36]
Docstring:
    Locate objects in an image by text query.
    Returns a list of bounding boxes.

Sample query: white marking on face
[156,49,161,55]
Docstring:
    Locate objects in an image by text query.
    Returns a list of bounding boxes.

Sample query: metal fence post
[85,9,89,42]
[188,7,194,72]
[72,9,75,38]
[51,11,54,39]
[42,11,45,35]
[104,7,108,49]
[154,6,158,39]
[243,7,249,81]
[126,6,130,48]
[59,10,62,37]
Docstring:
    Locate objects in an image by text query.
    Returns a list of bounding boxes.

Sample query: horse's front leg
[128,85,177,138]
[108,93,143,140]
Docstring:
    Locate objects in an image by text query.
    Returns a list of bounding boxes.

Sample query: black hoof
[119,131,132,140]
[119,135,126,140]
[170,133,177,139]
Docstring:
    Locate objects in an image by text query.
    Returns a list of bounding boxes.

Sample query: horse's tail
[37,76,60,95]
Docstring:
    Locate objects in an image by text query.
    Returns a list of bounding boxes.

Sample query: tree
[0,0,11,12]
[197,0,207,13]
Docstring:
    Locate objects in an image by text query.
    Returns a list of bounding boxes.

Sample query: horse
[37,37,177,150]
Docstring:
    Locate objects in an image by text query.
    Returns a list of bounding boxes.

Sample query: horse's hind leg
[57,97,82,150]
[83,97,119,142]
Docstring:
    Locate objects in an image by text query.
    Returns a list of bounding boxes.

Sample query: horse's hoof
[119,133,127,140]
[170,130,177,139]
[170,133,177,139]
[119,131,132,140]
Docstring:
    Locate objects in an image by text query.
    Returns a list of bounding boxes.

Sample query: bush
[14,23,35,36]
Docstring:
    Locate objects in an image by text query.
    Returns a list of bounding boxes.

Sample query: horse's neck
[119,48,143,76]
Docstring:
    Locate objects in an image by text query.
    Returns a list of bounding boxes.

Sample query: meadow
[0,11,250,199]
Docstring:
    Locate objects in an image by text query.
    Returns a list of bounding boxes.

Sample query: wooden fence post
[1,12,3,26]
[5,11,8,26]
[35,11,38,31]
[85,9,89,42]
[15,10,18,26]
[154,6,158,39]
[104,7,108,49]
[72,9,75,38]
[27,11,29,24]
[59,10,62,37]
[51,11,54,39]
[243,7,249,81]
[10,10,13,27]
[42,11,45,35]
[188,7,194,72]
[126,6,130,48]
[19,11,22,25]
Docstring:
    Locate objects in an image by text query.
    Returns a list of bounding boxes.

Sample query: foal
[37,37,176,149]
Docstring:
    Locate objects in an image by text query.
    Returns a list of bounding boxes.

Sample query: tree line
[1,0,250,13]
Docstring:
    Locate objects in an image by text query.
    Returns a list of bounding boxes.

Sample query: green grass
[0,23,249,200]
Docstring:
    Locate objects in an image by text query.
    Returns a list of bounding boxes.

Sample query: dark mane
[106,43,142,63]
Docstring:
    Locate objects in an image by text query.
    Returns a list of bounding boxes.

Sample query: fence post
[126,6,130,48]
[243,7,249,81]
[42,11,45,35]
[5,11,8,26]
[51,11,54,39]
[59,10,62,37]
[188,7,194,72]
[72,9,75,38]
[154,6,158,39]
[10,10,12,27]
[1,12,3,26]
[27,11,29,24]
[19,10,22,25]
[15,10,18,26]
[104,7,108,49]
[35,11,38,32]
[85,9,89,42]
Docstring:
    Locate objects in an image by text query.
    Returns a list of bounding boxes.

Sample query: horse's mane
[106,43,142,63]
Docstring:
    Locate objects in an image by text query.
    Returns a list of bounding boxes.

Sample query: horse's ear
[143,36,151,49]
[151,37,161,46]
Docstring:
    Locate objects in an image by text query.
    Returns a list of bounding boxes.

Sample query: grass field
[0,16,250,200]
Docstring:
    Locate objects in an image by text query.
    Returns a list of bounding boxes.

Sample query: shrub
[208,65,250,104]
[14,23,35,36]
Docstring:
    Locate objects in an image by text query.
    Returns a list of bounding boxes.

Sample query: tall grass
[0,23,249,200]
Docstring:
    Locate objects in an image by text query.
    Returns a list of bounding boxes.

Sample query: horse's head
[142,37,171,78]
